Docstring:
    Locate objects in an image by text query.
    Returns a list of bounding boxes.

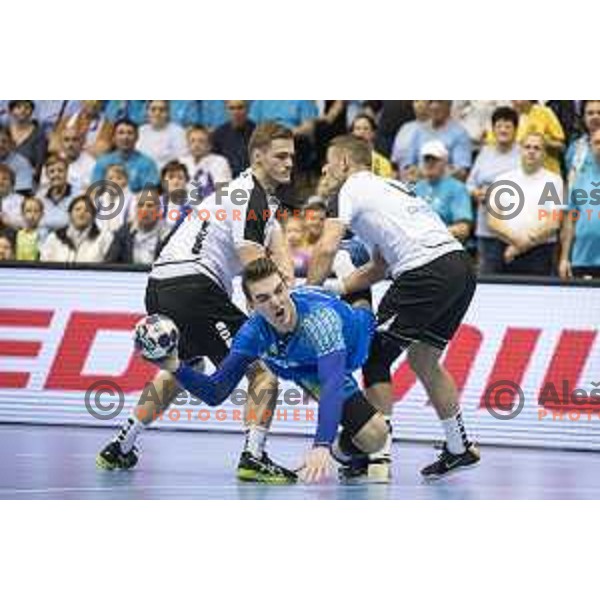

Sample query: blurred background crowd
[1,99,599,280]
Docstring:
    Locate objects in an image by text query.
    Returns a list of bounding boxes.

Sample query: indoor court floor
[1,423,599,500]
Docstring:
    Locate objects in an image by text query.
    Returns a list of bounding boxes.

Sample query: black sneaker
[420,443,480,481]
[338,456,391,484]
[96,440,139,470]
[236,451,297,484]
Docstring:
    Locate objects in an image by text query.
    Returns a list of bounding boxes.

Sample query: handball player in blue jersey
[146,257,389,483]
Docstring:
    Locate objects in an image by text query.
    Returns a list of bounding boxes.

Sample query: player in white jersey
[307,135,480,481]
[96,122,298,484]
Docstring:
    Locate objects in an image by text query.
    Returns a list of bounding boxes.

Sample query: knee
[353,413,388,454]
[408,344,441,378]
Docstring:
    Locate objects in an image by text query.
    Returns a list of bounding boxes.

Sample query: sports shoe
[420,442,480,481]
[339,457,391,484]
[96,440,139,470]
[236,451,297,484]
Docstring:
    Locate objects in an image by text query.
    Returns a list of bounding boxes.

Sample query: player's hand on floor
[298,446,333,484]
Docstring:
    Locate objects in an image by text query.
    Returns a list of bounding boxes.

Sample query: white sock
[369,417,392,460]
[441,410,468,455]
[244,425,268,458]
[116,414,145,453]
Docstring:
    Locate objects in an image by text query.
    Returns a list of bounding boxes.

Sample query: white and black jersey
[332,171,463,279]
[150,169,281,295]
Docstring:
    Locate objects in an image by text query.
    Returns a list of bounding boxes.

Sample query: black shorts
[377,250,476,351]
[145,274,247,364]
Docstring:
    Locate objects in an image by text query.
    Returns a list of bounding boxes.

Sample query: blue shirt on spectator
[404,121,473,171]
[249,101,318,128]
[569,157,600,267]
[1,152,34,192]
[92,150,160,193]
[415,175,473,228]
[200,101,228,129]
[104,101,147,125]
[170,101,201,127]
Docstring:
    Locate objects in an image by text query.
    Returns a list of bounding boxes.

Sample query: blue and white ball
[134,314,179,361]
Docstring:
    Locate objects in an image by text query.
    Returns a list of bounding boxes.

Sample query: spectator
[92,119,160,192]
[565,100,600,187]
[181,126,232,195]
[0,164,25,229]
[487,101,565,174]
[159,160,192,227]
[403,100,473,182]
[0,125,34,193]
[559,128,600,280]
[39,155,77,231]
[15,196,47,261]
[43,127,95,191]
[414,141,473,244]
[106,187,169,265]
[283,213,311,277]
[170,101,201,127]
[200,101,228,129]
[391,100,430,174]
[211,101,256,177]
[350,113,393,178]
[467,106,521,273]
[303,198,328,255]
[486,132,562,275]
[50,101,113,158]
[137,101,187,168]
[7,101,48,181]
[40,194,113,263]
[452,101,509,148]
[104,101,146,126]
[96,164,135,234]
[0,230,15,260]
[373,100,414,158]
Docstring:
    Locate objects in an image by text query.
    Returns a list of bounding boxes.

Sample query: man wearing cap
[414,140,473,244]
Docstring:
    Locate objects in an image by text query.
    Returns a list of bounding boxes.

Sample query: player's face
[256,138,295,186]
[248,273,295,331]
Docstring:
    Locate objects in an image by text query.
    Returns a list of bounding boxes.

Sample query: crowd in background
[1,100,599,280]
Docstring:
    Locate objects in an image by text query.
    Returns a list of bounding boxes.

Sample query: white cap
[420,140,449,160]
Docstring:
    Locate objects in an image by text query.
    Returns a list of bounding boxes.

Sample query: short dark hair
[161,160,190,182]
[248,121,293,157]
[241,257,284,300]
[113,118,138,133]
[328,135,373,168]
[491,106,519,128]
[8,100,35,113]
[351,112,377,133]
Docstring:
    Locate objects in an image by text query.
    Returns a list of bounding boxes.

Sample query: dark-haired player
[97,122,298,483]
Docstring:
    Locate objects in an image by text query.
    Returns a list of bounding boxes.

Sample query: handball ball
[134,314,179,361]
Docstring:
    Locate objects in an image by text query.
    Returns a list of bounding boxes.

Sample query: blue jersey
[174,286,376,445]
[233,287,375,394]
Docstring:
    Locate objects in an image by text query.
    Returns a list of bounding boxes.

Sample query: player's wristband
[322,278,346,296]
